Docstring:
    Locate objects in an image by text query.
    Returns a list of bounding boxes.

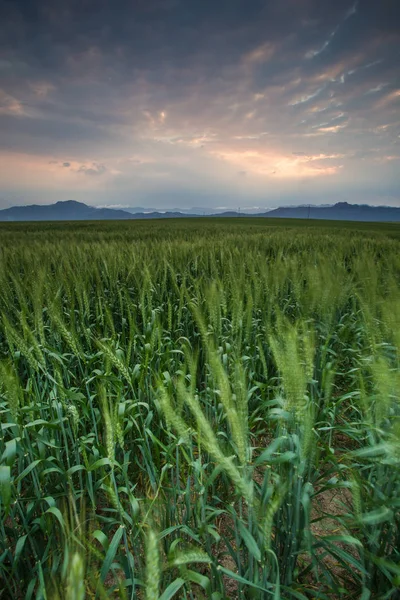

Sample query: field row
[0,220,399,599]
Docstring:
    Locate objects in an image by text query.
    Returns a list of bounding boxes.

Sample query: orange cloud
[0,152,112,188]
[375,89,400,107]
[143,109,168,128]
[317,124,347,133]
[243,43,275,64]
[210,148,342,178]
[375,155,400,163]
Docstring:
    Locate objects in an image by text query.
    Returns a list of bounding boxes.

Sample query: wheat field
[0,218,399,599]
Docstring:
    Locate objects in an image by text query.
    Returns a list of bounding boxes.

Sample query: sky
[0,0,399,210]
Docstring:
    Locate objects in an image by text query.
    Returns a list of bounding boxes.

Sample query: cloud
[375,89,400,107]
[305,1,358,59]
[0,90,25,116]
[289,87,325,106]
[243,43,275,64]
[99,203,131,209]
[317,124,348,133]
[78,162,107,176]
[305,37,334,60]
[366,83,388,94]
[211,148,344,179]
[0,0,398,208]
[30,82,55,98]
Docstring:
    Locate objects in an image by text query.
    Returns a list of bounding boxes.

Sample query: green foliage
[0,218,399,599]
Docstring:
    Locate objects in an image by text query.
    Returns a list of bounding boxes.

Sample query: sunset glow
[0,0,399,209]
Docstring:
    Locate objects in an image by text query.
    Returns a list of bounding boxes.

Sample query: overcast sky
[0,0,399,209]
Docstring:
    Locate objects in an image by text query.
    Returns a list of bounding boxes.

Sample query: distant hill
[0,200,399,222]
[0,200,200,221]
[263,202,400,222]
[0,200,135,221]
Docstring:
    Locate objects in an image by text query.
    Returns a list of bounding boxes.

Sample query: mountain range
[0,200,399,222]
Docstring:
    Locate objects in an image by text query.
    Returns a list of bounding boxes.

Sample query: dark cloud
[0,111,125,155]
[0,0,399,207]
